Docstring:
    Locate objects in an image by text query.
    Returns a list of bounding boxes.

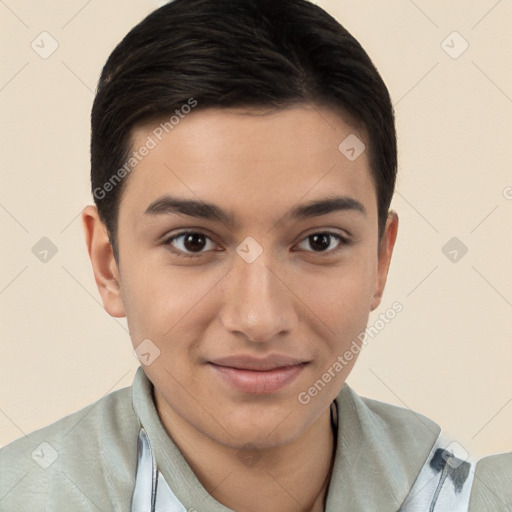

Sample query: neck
[155,394,337,512]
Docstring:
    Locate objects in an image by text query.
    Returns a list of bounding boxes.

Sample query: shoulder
[0,385,140,511]
[340,388,511,509]
[470,452,512,511]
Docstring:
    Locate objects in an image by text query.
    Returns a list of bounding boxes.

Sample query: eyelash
[162,231,350,258]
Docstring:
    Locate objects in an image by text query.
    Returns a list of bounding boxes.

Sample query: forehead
[120,104,376,228]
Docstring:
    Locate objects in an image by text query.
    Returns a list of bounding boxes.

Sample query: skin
[82,104,398,512]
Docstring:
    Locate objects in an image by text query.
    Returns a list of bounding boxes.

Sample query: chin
[211,408,310,450]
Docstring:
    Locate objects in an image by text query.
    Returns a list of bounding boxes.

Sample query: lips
[207,355,309,394]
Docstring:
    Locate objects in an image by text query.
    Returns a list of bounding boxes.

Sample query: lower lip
[208,363,306,394]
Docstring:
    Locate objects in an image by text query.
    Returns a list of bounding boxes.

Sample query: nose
[219,251,298,344]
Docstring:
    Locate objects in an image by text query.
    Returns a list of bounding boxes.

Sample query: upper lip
[209,355,309,371]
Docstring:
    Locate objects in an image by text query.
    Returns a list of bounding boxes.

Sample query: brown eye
[164,231,216,257]
[297,232,349,253]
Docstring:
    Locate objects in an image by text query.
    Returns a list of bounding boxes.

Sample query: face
[83,104,398,450]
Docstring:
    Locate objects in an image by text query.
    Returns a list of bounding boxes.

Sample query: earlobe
[81,205,126,318]
[370,211,399,311]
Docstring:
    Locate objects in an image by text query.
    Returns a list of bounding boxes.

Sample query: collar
[131,366,443,511]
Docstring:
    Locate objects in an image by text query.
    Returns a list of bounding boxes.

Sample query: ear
[370,210,399,311]
[81,205,126,318]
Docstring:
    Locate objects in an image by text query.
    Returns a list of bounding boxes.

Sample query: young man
[1,0,510,510]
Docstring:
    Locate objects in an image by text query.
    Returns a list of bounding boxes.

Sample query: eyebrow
[143,194,366,227]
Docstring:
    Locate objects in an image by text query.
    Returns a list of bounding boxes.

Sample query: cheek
[305,252,377,332]
[119,261,172,345]
[120,259,219,347]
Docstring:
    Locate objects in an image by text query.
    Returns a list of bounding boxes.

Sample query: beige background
[1,0,511,458]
